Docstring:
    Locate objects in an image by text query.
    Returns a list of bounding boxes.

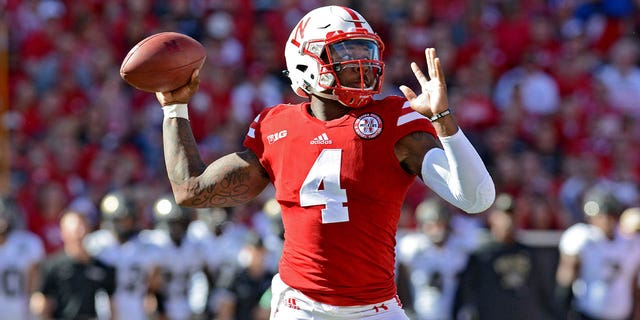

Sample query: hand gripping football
[120,32,206,92]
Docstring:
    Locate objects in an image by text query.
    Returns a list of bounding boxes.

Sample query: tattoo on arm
[186,151,268,207]
[163,119,269,207]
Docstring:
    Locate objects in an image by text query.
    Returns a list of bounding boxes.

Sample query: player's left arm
[27,262,41,295]
[398,48,495,213]
[145,265,165,319]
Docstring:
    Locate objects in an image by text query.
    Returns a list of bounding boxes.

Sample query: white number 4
[299,149,349,223]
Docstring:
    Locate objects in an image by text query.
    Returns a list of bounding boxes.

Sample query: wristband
[429,108,451,122]
[162,103,189,120]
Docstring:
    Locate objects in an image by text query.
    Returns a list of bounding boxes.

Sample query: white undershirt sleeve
[421,129,495,213]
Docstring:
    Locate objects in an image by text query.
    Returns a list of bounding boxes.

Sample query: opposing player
[149,195,206,320]
[186,207,252,317]
[397,198,476,320]
[555,185,640,320]
[85,191,163,320]
[155,6,495,319]
[0,196,45,320]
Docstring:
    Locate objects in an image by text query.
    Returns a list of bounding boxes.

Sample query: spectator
[27,181,68,254]
[595,36,640,118]
[31,210,116,319]
[230,62,283,125]
[493,51,560,117]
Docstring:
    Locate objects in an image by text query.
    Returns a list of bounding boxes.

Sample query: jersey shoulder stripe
[372,95,435,138]
[246,104,295,138]
[397,101,429,126]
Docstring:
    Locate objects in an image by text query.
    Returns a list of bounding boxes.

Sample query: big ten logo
[267,130,288,144]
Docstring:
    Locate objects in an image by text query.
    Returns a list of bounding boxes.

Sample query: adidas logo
[310,133,333,145]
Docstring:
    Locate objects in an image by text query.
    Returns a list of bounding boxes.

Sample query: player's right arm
[553,225,584,317]
[553,252,578,317]
[157,70,270,208]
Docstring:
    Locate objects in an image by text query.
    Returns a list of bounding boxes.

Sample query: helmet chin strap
[315,90,366,108]
[311,90,341,102]
[312,89,374,108]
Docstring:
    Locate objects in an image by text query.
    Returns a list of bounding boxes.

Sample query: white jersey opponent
[398,231,475,320]
[146,229,206,320]
[186,220,248,313]
[0,230,45,320]
[186,220,246,275]
[85,229,162,320]
[559,223,640,319]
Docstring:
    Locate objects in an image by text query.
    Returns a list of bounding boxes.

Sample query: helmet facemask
[154,196,190,246]
[317,37,384,108]
[284,6,385,109]
[100,192,139,242]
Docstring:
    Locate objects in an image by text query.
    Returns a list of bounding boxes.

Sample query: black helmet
[416,198,451,225]
[196,207,231,236]
[153,195,190,244]
[100,191,138,242]
[493,193,516,215]
[100,192,136,220]
[153,195,189,225]
[582,185,624,218]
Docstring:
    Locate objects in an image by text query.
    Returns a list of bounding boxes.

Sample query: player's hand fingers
[399,85,417,102]
[426,48,437,81]
[410,62,429,91]
[189,68,200,89]
[155,69,200,106]
[434,55,446,85]
[155,91,167,105]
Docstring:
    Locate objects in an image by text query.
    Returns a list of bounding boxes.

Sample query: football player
[556,185,640,320]
[149,195,206,320]
[397,198,477,320]
[85,191,163,320]
[186,207,250,318]
[0,196,45,320]
[155,5,495,319]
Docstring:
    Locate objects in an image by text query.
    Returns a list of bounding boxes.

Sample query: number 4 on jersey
[299,149,349,223]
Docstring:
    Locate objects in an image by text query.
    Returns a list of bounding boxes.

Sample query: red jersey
[243,96,436,305]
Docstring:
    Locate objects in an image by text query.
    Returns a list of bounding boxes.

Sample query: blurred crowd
[3,0,640,319]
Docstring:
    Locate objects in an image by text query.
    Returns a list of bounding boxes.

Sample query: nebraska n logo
[290,17,310,47]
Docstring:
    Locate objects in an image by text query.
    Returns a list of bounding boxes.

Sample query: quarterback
[156,6,495,319]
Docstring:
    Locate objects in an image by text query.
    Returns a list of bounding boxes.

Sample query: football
[120,32,206,92]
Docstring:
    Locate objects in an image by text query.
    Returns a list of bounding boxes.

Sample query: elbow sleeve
[422,129,495,213]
